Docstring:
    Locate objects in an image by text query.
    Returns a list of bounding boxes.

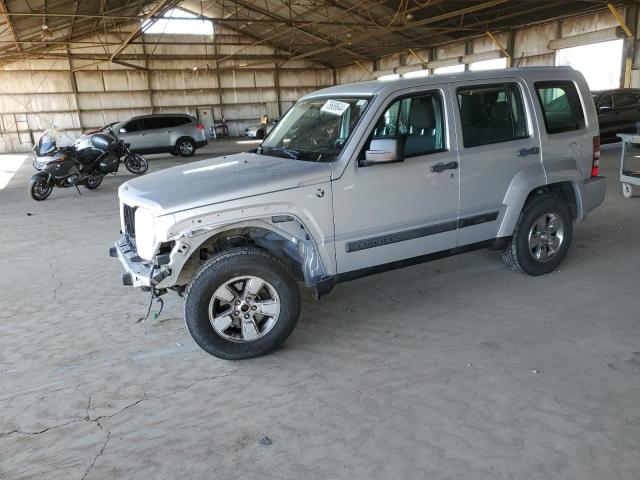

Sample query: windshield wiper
[262,146,300,159]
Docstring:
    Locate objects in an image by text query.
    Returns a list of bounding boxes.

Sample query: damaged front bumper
[110,235,169,289]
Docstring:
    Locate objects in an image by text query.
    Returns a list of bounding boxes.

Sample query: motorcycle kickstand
[75,185,82,195]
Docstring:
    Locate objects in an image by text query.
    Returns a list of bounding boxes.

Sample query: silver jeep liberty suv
[113,66,606,360]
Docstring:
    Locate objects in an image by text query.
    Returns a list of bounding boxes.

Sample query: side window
[367,91,446,158]
[535,81,585,134]
[145,117,168,130]
[599,94,613,110]
[123,119,143,133]
[613,92,640,108]
[456,83,528,148]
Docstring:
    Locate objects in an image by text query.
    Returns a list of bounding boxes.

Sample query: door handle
[431,161,459,173]
[139,133,146,136]
[517,147,540,157]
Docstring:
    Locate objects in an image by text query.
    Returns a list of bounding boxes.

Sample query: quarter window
[535,81,585,134]
[369,91,446,157]
[457,83,528,148]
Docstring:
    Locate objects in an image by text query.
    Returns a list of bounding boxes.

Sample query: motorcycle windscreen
[98,153,119,174]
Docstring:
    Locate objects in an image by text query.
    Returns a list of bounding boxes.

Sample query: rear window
[456,83,528,148]
[535,81,585,134]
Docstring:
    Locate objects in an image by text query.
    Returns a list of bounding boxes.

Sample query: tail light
[195,123,205,129]
[591,135,600,177]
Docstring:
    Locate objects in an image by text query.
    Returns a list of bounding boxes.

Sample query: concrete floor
[0,139,639,480]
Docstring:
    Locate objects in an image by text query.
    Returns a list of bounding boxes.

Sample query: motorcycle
[29,129,149,201]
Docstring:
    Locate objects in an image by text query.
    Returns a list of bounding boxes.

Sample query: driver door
[332,87,460,274]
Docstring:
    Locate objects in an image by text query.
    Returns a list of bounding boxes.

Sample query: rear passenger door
[613,91,640,134]
[450,79,542,245]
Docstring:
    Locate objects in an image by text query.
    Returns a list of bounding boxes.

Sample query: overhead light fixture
[406,13,413,20]
[41,23,49,30]
[192,66,198,71]
[238,63,248,67]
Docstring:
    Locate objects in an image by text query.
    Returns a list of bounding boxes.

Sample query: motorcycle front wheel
[29,174,53,201]
[85,174,103,189]
[125,154,148,175]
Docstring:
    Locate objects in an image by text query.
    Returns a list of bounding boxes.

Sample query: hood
[119,152,332,215]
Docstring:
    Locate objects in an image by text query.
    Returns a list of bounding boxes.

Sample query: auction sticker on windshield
[321,100,350,116]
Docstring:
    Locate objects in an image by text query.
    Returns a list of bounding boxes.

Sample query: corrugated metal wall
[336,11,622,83]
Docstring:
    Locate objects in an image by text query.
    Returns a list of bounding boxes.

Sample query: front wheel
[184,247,300,360]
[502,195,573,275]
[125,154,148,175]
[29,174,53,201]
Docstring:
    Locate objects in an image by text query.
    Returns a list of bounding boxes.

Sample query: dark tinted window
[613,91,640,108]
[369,91,446,157]
[123,119,146,132]
[535,81,585,134]
[599,94,613,110]
[172,116,192,126]
[144,117,171,130]
[457,83,528,148]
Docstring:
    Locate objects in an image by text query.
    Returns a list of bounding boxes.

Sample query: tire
[502,194,573,275]
[29,174,53,201]
[184,247,300,360]
[622,182,634,198]
[85,175,103,189]
[125,154,149,175]
[175,137,196,157]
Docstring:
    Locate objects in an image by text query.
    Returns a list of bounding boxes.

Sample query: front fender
[29,171,52,186]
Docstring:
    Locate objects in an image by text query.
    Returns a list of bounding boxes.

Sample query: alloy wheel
[208,276,281,342]
[528,212,565,262]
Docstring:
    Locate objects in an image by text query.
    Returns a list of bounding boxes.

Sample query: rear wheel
[125,154,148,174]
[29,175,53,201]
[175,138,196,157]
[185,247,300,360]
[85,174,103,189]
[622,182,634,198]
[502,195,573,275]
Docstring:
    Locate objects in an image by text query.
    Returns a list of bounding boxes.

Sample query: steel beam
[0,0,21,52]
[289,0,509,61]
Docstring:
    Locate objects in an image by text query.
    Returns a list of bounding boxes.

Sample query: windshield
[260,96,371,162]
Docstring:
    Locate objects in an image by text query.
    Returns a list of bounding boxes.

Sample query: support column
[274,63,282,118]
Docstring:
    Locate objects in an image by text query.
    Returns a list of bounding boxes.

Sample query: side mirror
[119,128,127,133]
[361,137,404,166]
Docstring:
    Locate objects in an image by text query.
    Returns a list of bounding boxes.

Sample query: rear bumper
[581,176,606,217]
[110,236,168,288]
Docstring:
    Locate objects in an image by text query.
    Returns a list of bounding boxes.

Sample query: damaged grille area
[122,204,137,238]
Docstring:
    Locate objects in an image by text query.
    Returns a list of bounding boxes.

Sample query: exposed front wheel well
[523,182,578,220]
[177,227,305,286]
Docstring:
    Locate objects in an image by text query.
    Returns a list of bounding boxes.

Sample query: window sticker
[321,100,350,116]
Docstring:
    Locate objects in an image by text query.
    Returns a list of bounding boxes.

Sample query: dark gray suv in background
[113,114,208,157]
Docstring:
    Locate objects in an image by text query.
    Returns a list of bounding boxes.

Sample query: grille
[122,204,137,238]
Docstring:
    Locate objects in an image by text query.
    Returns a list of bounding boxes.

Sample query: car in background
[244,119,278,139]
[592,88,640,143]
[112,114,207,157]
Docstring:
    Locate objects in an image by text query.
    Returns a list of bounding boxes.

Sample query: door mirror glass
[361,137,404,166]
